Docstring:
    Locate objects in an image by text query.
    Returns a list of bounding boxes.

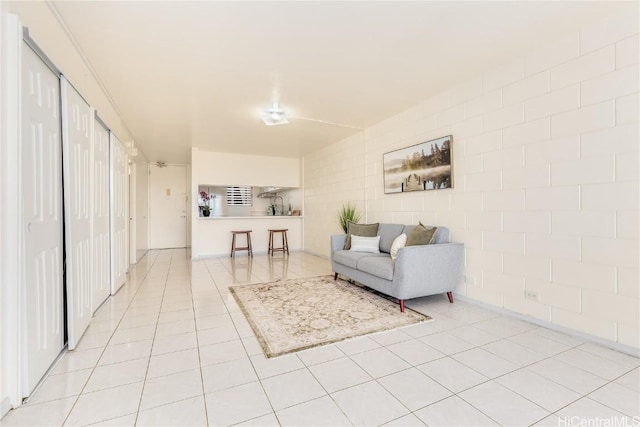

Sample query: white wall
[304,131,366,257]
[303,10,639,349]
[192,147,301,188]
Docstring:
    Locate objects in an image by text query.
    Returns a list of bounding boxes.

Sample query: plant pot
[203,210,210,217]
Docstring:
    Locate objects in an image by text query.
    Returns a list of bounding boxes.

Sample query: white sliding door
[21,43,64,395]
[135,161,149,260]
[129,163,136,264]
[92,117,110,311]
[110,134,128,293]
[61,78,92,350]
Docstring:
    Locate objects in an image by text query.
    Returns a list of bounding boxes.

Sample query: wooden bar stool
[230,230,253,257]
[268,229,289,256]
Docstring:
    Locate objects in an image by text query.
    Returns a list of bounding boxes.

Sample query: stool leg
[231,234,236,258]
[248,233,253,257]
[284,231,289,255]
[269,231,273,256]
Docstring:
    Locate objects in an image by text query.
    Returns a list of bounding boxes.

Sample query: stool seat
[231,230,253,257]
[268,229,289,256]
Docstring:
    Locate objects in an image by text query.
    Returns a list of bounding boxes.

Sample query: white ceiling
[46,1,629,164]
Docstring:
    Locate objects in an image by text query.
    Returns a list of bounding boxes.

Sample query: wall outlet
[525,290,539,301]
[464,275,476,285]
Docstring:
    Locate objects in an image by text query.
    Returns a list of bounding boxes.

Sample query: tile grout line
[58,252,159,427]
[442,339,634,425]
[11,252,633,427]
[46,252,636,427]
[203,255,283,425]
[131,250,173,426]
[188,252,212,426]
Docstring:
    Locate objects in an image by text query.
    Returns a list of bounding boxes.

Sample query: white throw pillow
[350,235,381,254]
[390,233,407,260]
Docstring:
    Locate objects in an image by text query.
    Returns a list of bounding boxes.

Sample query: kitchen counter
[197,215,303,220]
[192,215,303,259]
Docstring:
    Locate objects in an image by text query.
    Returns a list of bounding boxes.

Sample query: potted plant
[200,191,214,217]
[338,202,362,233]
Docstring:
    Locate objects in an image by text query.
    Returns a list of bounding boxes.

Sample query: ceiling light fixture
[262,101,289,126]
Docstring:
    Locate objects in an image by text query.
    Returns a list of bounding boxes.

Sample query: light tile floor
[2,249,639,426]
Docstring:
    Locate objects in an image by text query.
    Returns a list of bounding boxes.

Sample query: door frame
[148,163,188,249]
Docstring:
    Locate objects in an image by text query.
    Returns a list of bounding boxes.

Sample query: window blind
[226,186,253,206]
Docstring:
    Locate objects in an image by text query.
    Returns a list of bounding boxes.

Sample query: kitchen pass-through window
[226,186,253,206]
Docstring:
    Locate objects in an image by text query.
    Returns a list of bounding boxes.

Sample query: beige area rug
[229,275,431,358]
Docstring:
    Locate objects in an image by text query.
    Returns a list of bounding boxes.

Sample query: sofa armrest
[393,242,464,298]
[331,234,347,255]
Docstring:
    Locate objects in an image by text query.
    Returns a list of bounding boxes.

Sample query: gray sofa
[331,224,464,312]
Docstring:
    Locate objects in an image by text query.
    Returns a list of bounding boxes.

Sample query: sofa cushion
[390,233,407,260]
[377,223,405,253]
[344,221,379,250]
[402,224,416,236]
[432,227,450,244]
[333,250,387,269]
[406,222,437,246]
[350,235,381,254]
[404,224,449,243]
[358,256,395,281]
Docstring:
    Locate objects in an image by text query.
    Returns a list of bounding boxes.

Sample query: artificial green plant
[338,202,362,234]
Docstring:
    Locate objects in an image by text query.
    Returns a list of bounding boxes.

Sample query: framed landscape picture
[383,135,453,194]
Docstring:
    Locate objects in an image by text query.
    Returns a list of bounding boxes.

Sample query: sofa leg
[399,300,405,312]
[447,292,454,303]
[334,272,338,280]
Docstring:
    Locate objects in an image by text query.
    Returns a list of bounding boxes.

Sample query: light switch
[166,188,171,196]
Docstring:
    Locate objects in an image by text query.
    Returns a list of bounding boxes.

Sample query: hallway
[1,251,638,426]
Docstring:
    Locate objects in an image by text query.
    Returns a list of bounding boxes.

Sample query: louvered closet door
[61,78,93,350]
[21,42,64,395]
[111,134,128,293]
[92,118,110,311]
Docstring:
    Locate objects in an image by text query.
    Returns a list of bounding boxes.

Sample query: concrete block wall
[303,132,366,256]
[303,10,639,348]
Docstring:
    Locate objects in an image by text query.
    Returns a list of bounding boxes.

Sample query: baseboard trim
[301,249,330,260]
[1,397,12,418]
[453,293,640,358]
[191,249,301,261]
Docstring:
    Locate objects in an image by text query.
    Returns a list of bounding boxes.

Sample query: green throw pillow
[343,221,379,250]
[406,222,437,246]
